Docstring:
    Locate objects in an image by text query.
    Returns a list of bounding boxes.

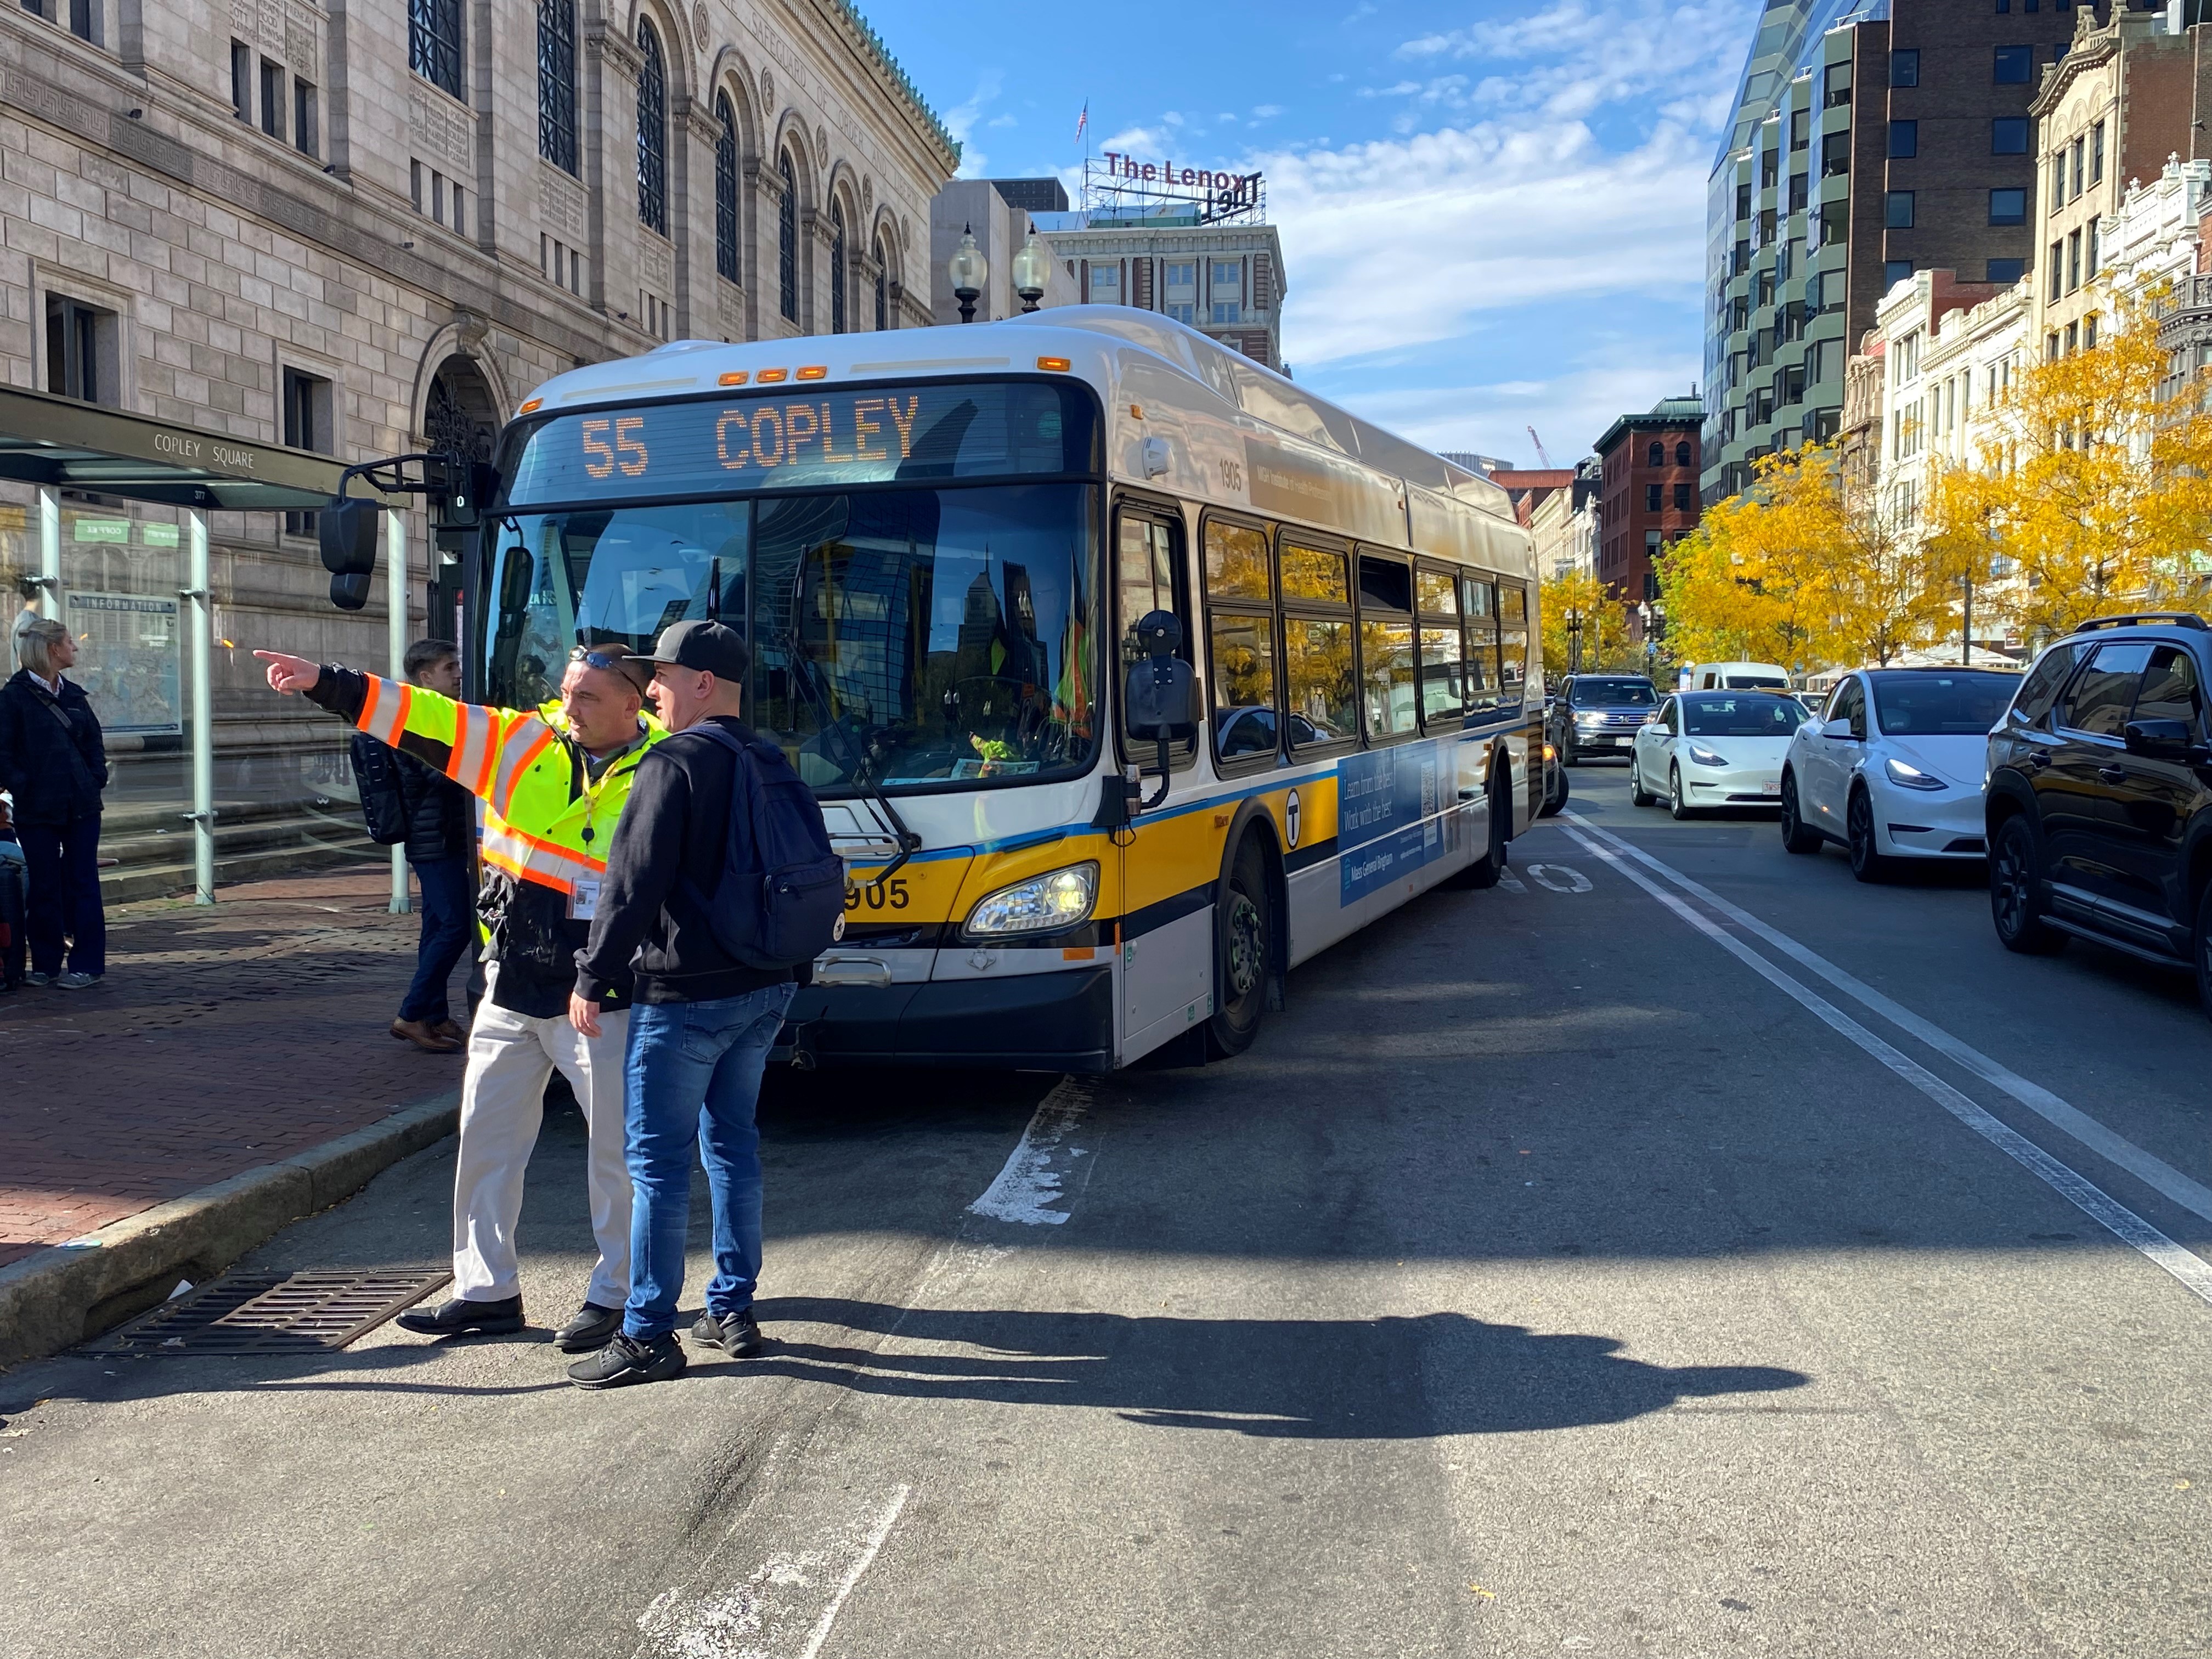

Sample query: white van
[1679,661,1792,692]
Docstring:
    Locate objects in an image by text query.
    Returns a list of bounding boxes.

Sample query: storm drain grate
[84,1267,451,1356]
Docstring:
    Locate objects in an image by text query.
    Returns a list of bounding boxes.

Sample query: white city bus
[473,307,1539,1070]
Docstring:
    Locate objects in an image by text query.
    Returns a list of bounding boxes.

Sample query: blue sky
[859,0,1757,466]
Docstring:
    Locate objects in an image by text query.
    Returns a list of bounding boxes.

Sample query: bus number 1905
[845,878,911,912]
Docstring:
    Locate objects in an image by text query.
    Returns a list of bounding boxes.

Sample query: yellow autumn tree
[1539,565,1636,675]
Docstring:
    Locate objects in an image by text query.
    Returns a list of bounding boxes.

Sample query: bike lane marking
[1561,821,2212,1310]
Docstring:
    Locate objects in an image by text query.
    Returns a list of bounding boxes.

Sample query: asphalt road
[5,760,2209,1658]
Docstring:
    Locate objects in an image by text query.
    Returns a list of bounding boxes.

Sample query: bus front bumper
[772,963,1116,1073]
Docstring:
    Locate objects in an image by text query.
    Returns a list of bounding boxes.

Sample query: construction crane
[1526,426,1555,469]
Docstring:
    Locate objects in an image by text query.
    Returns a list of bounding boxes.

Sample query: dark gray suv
[1985,612,2212,1019]
[1548,674,1660,764]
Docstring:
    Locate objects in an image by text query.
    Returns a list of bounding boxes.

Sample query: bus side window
[1118,509,1196,771]
[1462,575,1500,715]
[1204,517,1279,766]
[1497,582,1528,703]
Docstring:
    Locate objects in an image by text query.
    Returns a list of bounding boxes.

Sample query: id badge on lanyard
[567,878,601,922]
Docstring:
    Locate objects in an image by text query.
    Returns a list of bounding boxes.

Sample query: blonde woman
[0,617,108,987]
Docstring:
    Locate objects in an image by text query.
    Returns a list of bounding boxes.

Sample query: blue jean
[19,815,103,978]
[398,856,475,1024]
[623,982,795,1341]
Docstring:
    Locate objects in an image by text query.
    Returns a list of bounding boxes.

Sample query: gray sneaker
[54,972,101,990]
[24,972,52,987]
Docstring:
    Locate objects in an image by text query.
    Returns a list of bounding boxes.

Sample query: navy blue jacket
[0,670,108,825]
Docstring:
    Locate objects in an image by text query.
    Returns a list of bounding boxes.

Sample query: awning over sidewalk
[0,385,393,511]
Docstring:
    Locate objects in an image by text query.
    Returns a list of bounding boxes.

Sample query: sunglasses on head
[568,647,630,672]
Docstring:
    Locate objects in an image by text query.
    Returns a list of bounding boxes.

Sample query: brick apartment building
[1594,395,1703,631]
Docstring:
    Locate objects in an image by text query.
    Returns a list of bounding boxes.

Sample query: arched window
[713,93,739,283]
[1675,439,1692,466]
[777,149,798,323]
[635,20,667,235]
[1646,440,1663,467]
[536,0,577,173]
[874,235,889,330]
[830,201,848,333]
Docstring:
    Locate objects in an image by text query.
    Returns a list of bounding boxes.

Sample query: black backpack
[349,732,410,846]
[678,724,844,970]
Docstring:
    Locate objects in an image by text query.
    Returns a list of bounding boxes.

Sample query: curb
[0,1092,459,1370]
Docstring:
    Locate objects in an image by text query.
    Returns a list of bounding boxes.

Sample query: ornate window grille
[777,150,798,323]
[714,94,740,283]
[635,21,668,236]
[537,0,577,174]
[830,202,848,334]
[409,0,464,99]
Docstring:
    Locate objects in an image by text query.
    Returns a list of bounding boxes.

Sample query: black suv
[1985,612,2212,1018]
[1548,674,1660,764]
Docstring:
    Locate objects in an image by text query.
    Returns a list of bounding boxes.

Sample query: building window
[1790,109,1809,151]
[2086,216,2099,280]
[1988,257,2025,283]
[2048,241,2063,301]
[874,236,889,330]
[293,78,318,159]
[1821,130,1850,178]
[281,368,332,535]
[1088,264,1121,304]
[2091,120,2104,184]
[1823,63,1850,107]
[1994,44,2031,83]
[1673,483,1692,510]
[1760,149,1779,190]
[409,0,464,99]
[1675,441,1692,466]
[2084,313,2097,349]
[2070,137,2085,198]
[1886,258,1914,290]
[829,200,848,334]
[1989,188,2026,225]
[1991,117,2028,155]
[1647,440,1663,467]
[713,93,739,284]
[777,149,798,323]
[1788,171,1808,212]
[1209,259,1243,324]
[538,0,577,174]
[230,41,252,122]
[1884,190,1915,229]
[259,59,284,142]
[1736,181,1752,221]
[1889,121,1917,160]
[634,20,667,235]
[1890,48,1919,87]
[1645,483,1662,511]
[44,294,115,405]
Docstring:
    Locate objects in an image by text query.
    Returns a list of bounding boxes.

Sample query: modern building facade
[1041,214,1288,371]
[1594,395,1703,625]
[0,0,957,893]
[928,178,1078,325]
[1703,0,2085,503]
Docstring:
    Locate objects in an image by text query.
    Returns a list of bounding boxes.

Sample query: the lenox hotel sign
[1096,154,1262,201]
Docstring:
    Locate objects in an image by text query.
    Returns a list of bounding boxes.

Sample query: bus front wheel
[1448,767,1510,890]
[1206,836,1272,1058]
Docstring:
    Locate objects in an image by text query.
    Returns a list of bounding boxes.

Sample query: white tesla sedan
[1629,690,1808,818]
[1779,667,2020,879]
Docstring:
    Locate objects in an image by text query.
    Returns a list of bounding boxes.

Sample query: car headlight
[1687,744,1729,768]
[1884,757,1946,791]
[962,861,1099,938]
[1575,711,1606,725]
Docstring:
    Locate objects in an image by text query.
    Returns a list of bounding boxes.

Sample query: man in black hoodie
[565,620,797,1389]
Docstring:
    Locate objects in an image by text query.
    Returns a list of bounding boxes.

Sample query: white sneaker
[54,971,100,990]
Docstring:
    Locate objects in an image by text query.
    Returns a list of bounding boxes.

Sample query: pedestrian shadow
[745,1298,1809,1438]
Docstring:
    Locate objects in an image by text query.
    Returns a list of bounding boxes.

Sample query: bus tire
[1206,834,1273,1058]
[1449,766,1510,890]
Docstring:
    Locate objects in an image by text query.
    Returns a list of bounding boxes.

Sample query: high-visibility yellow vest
[348,674,661,899]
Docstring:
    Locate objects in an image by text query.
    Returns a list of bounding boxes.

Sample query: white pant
[450,975,631,1310]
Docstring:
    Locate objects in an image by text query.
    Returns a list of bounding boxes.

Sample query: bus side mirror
[319,499,379,611]
[1124,610,1198,811]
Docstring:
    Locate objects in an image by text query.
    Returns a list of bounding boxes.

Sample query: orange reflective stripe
[486,818,604,876]
[355,676,410,748]
[481,823,599,893]
[445,703,498,798]
[488,722,557,817]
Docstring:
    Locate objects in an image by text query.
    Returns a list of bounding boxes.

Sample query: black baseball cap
[643,619,750,681]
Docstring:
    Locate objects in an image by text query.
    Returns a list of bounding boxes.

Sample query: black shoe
[691,1307,766,1357]
[394,1295,524,1338]
[554,1302,623,1353]
[568,1331,686,1390]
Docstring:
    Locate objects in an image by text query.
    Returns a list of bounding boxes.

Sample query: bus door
[1114,503,1208,1048]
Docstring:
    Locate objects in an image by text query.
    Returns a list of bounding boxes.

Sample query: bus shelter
[0,386,404,907]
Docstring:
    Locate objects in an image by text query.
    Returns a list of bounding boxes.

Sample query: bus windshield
[484,481,1099,792]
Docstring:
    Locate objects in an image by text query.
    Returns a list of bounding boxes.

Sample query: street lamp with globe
[1011,224,1051,314]
[949,225,988,324]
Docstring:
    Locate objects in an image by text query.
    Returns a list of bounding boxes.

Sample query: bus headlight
[962,862,1099,938]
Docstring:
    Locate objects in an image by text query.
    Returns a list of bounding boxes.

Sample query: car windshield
[1725,674,1788,689]
[1870,672,2018,735]
[1570,679,1656,708]
[484,482,1099,791]
[1681,694,1801,737]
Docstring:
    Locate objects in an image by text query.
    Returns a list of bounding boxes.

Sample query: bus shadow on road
[744,1297,1809,1437]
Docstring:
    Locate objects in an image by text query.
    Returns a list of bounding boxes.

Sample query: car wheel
[1846,786,1889,882]
[1779,771,1822,854]
[1990,815,2067,955]
[1668,764,1692,820]
[2196,882,2212,1024]
[1205,835,1272,1057]
[1449,766,1511,890]
[1540,761,1568,819]
[1629,754,1653,808]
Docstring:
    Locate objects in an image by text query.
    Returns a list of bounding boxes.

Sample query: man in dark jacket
[565,620,799,1389]
[380,639,476,1052]
[0,617,108,988]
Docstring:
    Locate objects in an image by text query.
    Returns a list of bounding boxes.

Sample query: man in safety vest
[255,642,662,1354]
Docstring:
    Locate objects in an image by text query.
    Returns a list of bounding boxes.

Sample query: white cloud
[944,71,1005,177]
[1391,0,1745,123]
[1316,357,1701,465]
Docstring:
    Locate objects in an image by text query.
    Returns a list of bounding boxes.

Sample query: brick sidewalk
[0,866,472,1270]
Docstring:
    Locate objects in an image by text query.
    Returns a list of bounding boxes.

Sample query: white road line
[966,1080,1091,1225]
[1564,810,2212,1224]
[1497,869,1528,894]
[1562,823,2212,1308]
[796,1486,911,1659]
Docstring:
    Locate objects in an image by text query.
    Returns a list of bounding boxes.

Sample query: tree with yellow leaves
[1539,565,1637,676]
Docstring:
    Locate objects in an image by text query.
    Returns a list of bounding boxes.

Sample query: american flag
[1074,101,1088,145]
